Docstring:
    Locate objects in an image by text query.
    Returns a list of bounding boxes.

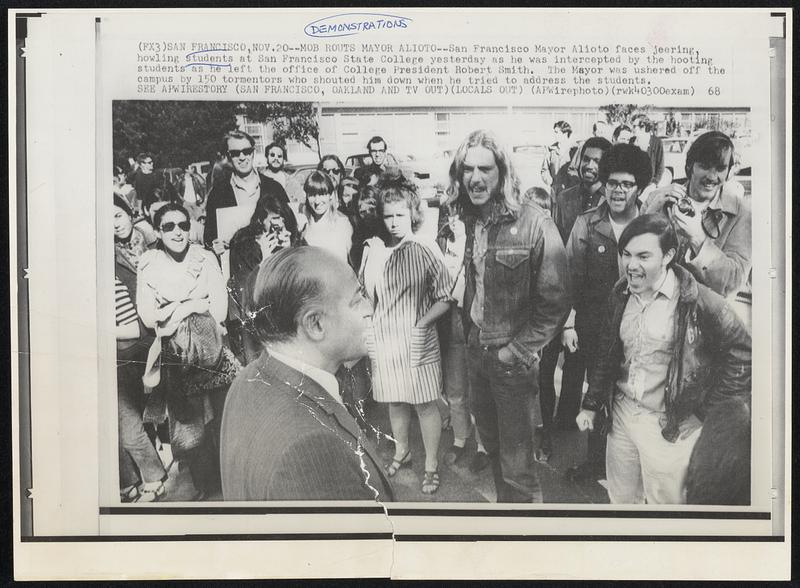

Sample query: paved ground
[157,369,609,504]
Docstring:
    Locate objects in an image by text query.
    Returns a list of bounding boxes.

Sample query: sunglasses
[228,147,255,158]
[605,179,637,191]
[324,168,342,175]
[160,220,191,233]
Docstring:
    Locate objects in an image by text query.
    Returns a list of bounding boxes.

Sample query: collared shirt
[267,347,344,407]
[469,216,490,329]
[616,268,679,412]
[230,170,261,207]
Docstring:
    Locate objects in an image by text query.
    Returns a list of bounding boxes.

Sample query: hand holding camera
[662,183,706,253]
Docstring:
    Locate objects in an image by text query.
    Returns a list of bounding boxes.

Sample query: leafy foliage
[241,102,321,159]
[113,101,238,169]
[599,104,651,126]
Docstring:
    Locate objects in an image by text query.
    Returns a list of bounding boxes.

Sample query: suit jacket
[204,171,290,247]
[220,352,394,501]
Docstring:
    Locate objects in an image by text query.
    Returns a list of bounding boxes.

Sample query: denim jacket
[582,264,751,442]
[462,200,570,367]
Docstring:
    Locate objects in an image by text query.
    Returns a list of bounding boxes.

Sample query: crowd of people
[113,120,752,506]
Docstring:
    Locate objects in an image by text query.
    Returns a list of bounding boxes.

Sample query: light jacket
[643,181,751,297]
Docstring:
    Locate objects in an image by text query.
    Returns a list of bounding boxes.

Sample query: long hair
[237,193,301,246]
[446,129,521,216]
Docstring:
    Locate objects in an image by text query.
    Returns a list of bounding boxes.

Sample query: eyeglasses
[605,179,637,191]
[160,220,191,233]
[325,168,342,175]
[228,147,255,158]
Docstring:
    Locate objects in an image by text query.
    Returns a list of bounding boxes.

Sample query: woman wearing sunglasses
[136,202,239,500]
[114,195,168,502]
[299,170,353,265]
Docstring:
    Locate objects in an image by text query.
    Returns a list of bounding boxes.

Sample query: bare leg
[415,400,443,472]
[388,402,412,460]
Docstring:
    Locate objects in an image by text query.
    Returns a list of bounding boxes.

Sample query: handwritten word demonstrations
[134,41,728,98]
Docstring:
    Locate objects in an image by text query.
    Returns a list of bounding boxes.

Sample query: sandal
[386,450,412,477]
[134,481,166,503]
[120,485,139,503]
[421,470,440,494]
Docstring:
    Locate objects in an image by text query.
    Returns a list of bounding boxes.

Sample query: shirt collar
[656,268,678,300]
[267,347,343,407]
[230,169,260,193]
[625,268,677,301]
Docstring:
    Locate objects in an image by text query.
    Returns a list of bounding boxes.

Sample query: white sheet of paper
[216,205,254,243]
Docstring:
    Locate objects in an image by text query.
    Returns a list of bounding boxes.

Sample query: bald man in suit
[220,247,393,501]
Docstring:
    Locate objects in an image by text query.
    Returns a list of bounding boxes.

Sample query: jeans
[440,308,472,442]
[467,328,542,503]
[117,365,167,488]
[607,393,702,504]
[538,336,585,432]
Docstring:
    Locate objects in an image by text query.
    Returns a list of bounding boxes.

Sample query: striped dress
[362,236,453,405]
[115,277,138,326]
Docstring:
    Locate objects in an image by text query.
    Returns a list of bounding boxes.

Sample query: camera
[267,217,285,235]
[665,197,696,217]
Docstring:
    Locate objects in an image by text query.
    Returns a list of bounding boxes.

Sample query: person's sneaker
[443,444,465,466]
[534,429,553,463]
[469,451,489,473]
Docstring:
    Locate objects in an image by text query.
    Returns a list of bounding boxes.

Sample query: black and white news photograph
[10,7,790,582]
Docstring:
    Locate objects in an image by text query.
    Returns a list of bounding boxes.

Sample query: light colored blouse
[300,211,354,264]
[136,244,228,329]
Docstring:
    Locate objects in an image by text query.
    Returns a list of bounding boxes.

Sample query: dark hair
[553,120,572,137]
[612,124,634,143]
[245,194,300,244]
[617,213,678,267]
[136,152,154,163]
[356,184,379,219]
[579,136,612,161]
[224,130,256,150]
[304,169,335,198]
[152,202,190,231]
[599,143,653,190]
[376,175,424,234]
[264,142,286,160]
[684,131,735,179]
[631,114,653,133]
[366,136,387,151]
[317,154,345,177]
[113,194,133,219]
[248,246,329,344]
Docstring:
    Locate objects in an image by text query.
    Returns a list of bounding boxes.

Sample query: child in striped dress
[360,177,453,494]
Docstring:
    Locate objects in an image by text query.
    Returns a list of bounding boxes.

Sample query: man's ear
[297,307,325,342]
[663,247,677,268]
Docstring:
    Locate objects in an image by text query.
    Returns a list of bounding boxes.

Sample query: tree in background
[113,101,238,169]
[599,104,651,126]
[241,101,322,160]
